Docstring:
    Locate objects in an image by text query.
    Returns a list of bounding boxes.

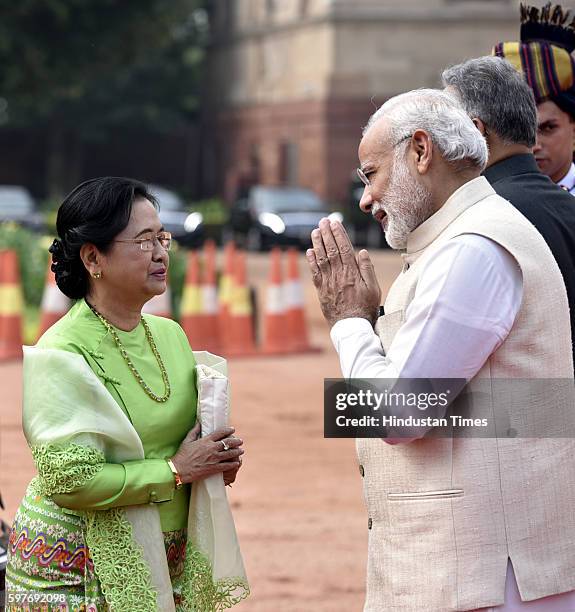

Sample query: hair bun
[48,237,86,299]
[49,237,70,275]
[49,238,64,260]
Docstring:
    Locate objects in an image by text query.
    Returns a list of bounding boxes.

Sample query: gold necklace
[88,302,171,403]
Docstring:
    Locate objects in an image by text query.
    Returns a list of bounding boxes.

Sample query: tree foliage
[0,0,209,194]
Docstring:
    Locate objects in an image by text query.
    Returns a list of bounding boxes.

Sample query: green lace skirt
[5,479,187,611]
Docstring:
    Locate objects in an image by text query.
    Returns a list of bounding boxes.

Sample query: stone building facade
[204,0,522,205]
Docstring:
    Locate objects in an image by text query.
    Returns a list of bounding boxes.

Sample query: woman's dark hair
[50,177,158,299]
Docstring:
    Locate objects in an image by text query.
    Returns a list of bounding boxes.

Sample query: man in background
[494,2,575,192]
[442,55,575,370]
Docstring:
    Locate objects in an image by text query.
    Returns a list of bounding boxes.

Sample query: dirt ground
[0,249,402,612]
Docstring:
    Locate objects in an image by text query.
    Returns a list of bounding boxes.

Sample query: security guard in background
[495,2,575,194]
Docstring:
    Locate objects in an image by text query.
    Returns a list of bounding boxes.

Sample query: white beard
[372,150,434,250]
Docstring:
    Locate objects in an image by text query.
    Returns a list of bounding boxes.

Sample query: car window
[0,188,34,214]
[148,185,185,211]
[156,195,183,211]
[251,188,325,213]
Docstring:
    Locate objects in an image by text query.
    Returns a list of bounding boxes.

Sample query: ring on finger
[221,439,230,451]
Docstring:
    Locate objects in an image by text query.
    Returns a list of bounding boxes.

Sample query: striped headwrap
[493,3,575,118]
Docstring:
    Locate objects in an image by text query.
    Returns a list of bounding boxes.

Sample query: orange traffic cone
[37,257,71,339]
[0,250,23,360]
[200,239,221,354]
[142,282,172,318]
[218,241,235,352]
[285,248,314,352]
[180,250,203,347]
[261,247,288,355]
[225,250,256,356]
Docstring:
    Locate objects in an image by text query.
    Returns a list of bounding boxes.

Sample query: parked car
[148,185,204,248]
[0,186,45,233]
[227,186,344,250]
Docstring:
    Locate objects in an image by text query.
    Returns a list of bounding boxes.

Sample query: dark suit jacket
[484,154,575,371]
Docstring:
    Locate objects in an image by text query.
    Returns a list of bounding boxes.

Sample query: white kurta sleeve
[330,234,523,381]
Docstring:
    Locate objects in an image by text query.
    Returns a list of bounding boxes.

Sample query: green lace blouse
[36,298,198,533]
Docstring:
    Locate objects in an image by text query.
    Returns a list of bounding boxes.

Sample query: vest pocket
[387,488,464,501]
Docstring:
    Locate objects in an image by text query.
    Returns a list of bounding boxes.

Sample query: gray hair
[442,56,537,147]
[364,88,488,171]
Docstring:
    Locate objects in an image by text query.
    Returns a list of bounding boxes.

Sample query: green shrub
[39,199,61,235]
[0,223,49,307]
[168,242,187,322]
[187,197,228,225]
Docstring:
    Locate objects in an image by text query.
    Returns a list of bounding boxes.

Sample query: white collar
[405,176,494,256]
[557,162,575,191]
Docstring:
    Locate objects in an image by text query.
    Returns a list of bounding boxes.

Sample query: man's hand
[306,218,381,328]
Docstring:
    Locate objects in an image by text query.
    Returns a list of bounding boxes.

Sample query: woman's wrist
[166,457,183,489]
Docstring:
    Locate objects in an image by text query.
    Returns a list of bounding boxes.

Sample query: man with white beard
[307,89,575,611]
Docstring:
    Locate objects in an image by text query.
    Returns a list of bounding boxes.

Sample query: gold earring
[93,272,102,279]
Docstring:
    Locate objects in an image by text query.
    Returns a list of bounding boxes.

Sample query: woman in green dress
[5,177,247,611]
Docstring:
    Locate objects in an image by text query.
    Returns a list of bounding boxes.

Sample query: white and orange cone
[0,250,24,360]
[200,239,221,354]
[180,250,203,347]
[261,247,288,355]
[37,257,71,340]
[225,250,256,356]
[218,241,235,353]
[285,248,313,352]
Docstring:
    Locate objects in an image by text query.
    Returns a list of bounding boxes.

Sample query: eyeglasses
[356,167,372,188]
[114,231,172,251]
[356,134,413,188]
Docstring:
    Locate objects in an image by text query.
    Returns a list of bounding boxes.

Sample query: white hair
[364,88,488,171]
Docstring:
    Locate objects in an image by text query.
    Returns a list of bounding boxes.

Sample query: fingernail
[312,229,320,238]
[330,221,338,230]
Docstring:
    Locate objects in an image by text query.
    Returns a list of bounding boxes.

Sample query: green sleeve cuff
[51,458,175,510]
[124,458,175,504]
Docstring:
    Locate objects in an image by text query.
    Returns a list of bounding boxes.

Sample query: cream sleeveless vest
[357,177,575,612]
